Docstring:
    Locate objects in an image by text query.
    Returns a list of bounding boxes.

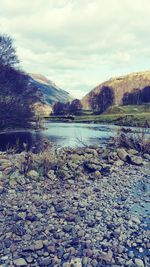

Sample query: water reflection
[0,122,149,151]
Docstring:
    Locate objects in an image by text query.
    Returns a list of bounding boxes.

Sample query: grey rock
[13,258,27,266]
[134,258,145,267]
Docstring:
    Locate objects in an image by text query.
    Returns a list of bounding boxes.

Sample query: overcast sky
[0,0,150,98]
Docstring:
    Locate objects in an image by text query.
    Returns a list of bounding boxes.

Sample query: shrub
[115,126,150,154]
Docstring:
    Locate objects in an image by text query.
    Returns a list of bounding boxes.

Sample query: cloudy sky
[0,0,150,98]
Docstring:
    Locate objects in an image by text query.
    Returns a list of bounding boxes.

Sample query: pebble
[134,258,145,267]
[0,147,149,266]
[13,258,27,266]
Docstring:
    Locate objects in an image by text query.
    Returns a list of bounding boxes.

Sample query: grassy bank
[46,104,150,127]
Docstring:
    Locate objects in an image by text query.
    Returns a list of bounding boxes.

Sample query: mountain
[29,73,72,115]
[81,71,150,110]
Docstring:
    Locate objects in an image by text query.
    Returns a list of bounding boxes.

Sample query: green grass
[46,104,150,127]
[74,104,150,127]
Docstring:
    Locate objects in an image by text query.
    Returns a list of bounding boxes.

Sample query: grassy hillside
[30,73,72,106]
[74,104,150,127]
[81,71,150,110]
[47,104,150,127]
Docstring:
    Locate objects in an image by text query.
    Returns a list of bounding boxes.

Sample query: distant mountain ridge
[81,70,150,110]
[29,73,72,115]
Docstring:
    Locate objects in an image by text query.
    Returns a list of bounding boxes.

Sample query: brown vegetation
[81,71,150,110]
[115,126,150,154]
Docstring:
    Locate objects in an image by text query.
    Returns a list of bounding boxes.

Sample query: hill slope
[81,71,150,109]
[28,73,72,116]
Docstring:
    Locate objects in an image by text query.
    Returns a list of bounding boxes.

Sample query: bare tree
[0,34,36,129]
[90,86,114,114]
[0,35,19,68]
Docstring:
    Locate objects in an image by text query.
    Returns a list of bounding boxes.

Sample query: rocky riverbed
[0,145,150,266]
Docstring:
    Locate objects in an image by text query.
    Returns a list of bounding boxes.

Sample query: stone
[55,204,64,212]
[0,186,4,194]
[125,259,134,266]
[117,149,129,162]
[0,159,12,170]
[12,224,26,236]
[144,154,150,160]
[38,258,52,266]
[98,250,113,264]
[115,160,124,166]
[94,170,102,178]
[85,148,98,156]
[134,258,145,267]
[34,240,43,250]
[70,258,82,267]
[27,170,39,179]
[0,171,3,179]
[130,216,141,224]
[63,224,72,233]
[13,258,27,266]
[100,165,111,175]
[130,156,143,166]
[25,214,37,222]
[128,149,138,155]
[47,245,55,254]
[84,161,99,172]
[91,259,98,267]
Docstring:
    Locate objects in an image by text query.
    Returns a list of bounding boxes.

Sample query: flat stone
[63,224,72,233]
[38,258,52,266]
[12,224,26,236]
[134,258,145,267]
[130,156,143,166]
[27,170,39,179]
[34,240,43,250]
[117,148,129,162]
[70,258,82,267]
[13,258,27,266]
[0,186,4,194]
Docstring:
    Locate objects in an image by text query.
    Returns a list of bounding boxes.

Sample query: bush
[115,126,150,154]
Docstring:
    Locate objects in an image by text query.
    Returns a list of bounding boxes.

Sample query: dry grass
[115,127,150,154]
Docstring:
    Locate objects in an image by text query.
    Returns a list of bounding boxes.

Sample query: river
[0,122,149,151]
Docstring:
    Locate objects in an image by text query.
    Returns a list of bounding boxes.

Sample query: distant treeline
[53,85,150,116]
[122,87,150,105]
[53,99,83,115]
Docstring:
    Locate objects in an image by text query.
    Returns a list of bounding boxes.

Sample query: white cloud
[0,0,150,98]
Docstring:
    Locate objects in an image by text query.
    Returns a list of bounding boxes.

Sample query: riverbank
[47,113,150,127]
[0,145,150,266]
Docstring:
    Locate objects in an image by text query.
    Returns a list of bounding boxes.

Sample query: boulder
[128,149,138,155]
[70,258,82,267]
[117,149,129,162]
[130,156,143,166]
[34,240,43,250]
[85,148,98,157]
[13,258,27,266]
[143,154,150,161]
[0,171,3,179]
[84,161,100,172]
[115,160,124,166]
[134,258,145,267]
[0,186,4,194]
[27,170,39,179]
[98,249,113,265]
[0,159,12,171]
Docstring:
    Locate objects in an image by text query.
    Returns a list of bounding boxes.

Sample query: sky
[0,0,150,98]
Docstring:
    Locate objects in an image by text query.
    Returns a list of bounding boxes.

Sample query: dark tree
[122,87,150,105]
[53,102,70,115]
[0,35,19,68]
[0,34,36,129]
[141,86,150,103]
[90,86,114,113]
[69,99,82,115]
